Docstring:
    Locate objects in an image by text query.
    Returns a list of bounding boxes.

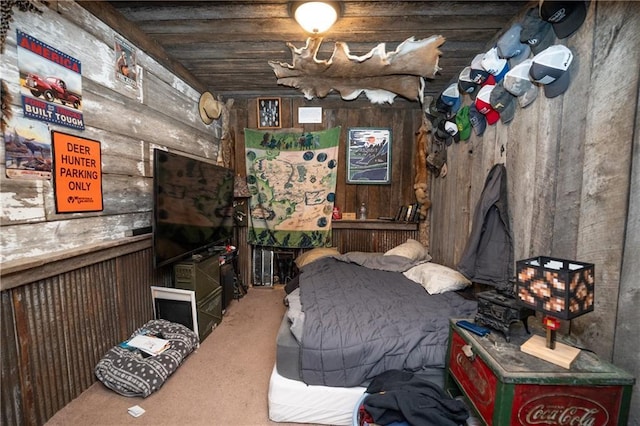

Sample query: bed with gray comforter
[282,253,477,388]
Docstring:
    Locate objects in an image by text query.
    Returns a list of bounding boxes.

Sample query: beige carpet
[46,285,307,426]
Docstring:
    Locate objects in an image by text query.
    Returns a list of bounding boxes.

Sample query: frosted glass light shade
[294,2,338,33]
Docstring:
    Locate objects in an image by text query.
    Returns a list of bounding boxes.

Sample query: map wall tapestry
[244,127,341,248]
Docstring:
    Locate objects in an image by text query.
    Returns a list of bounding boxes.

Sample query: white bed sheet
[268,365,366,426]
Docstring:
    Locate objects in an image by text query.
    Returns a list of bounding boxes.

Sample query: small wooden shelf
[331,219,418,231]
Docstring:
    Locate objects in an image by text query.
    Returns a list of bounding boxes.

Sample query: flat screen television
[152,149,234,268]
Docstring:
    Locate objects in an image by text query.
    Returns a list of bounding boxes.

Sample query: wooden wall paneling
[452,140,473,263]
[280,97,293,129]
[448,135,471,265]
[429,152,447,263]
[232,98,248,173]
[395,109,417,211]
[29,2,207,127]
[74,1,207,94]
[2,213,150,264]
[80,80,216,159]
[505,105,533,262]
[342,108,361,215]
[506,100,536,261]
[435,144,455,264]
[549,5,595,259]
[90,129,150,177]
[366,107,385,218]
[232,99,424,244]
[1,2,220,264]
[426,113,444,263]
[530,95,562,257]
[572,2,640,360]
[41,174,151,220]
[614,29,640,418]
[0,178,47,225]
[467,122,489,225]
[246,98,258,131]
[0,81,150,177]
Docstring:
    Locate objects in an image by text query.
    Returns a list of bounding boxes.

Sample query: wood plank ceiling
[104,0,531,102]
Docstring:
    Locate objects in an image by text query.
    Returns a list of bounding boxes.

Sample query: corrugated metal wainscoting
[0,236,172,426]
[331,221,420,253]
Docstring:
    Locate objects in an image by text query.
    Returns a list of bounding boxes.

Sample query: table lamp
[516,256,595,368]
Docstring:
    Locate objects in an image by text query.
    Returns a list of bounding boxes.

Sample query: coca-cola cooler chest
[445,319,635,425]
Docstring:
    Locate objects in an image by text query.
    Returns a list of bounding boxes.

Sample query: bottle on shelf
[359,202,367,220]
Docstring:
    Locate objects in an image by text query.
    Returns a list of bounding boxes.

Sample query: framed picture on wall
[257,97,281,129]
[346,127,392,184]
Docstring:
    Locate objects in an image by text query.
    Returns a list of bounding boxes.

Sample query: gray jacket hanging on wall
[457,163,514,292]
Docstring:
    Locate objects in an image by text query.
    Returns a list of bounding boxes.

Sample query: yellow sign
[52,131,103,213]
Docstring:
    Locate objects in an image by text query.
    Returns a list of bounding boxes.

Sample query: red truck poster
[16,30,84,130]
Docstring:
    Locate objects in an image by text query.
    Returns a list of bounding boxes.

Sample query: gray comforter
[298,255,477,387]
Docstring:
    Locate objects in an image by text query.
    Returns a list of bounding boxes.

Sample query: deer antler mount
[269,35,445,104]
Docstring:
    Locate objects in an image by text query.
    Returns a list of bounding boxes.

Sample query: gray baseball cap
[520,7,556,55]
[530,45,573,98]
[504,59,539,108]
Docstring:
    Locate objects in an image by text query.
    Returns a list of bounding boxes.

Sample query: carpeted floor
[46,285,305,426]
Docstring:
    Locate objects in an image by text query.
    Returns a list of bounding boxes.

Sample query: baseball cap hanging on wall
[440,83,462,114]
[504,59,539,108]
[520,7,555,55]
[530,45,574,98]
[490,83,517,124]
[481,47,510,83]
[470,53,495,87]
[497,24,531,68]
[458,67,479,99]
[468,104,487,136]
[455,106,472,141]
[475,85,500,125]
[539,1,588,39]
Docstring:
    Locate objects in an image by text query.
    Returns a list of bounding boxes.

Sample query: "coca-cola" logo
[518,394,609,426]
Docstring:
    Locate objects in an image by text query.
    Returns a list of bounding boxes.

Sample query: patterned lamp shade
[234,175,250,198]
[516,256,595,321]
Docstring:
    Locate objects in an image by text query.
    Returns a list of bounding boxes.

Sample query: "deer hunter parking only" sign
[52,131,103,213]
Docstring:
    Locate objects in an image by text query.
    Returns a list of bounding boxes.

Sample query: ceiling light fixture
[291,1,340,34]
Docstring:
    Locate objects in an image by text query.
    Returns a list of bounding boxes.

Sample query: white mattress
[268,365,366,426]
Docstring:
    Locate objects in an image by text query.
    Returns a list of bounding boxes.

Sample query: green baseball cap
[455,105,472,141]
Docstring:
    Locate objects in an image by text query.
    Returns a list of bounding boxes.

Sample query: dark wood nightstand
[445,319,635,425]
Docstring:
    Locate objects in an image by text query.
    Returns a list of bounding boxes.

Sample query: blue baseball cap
[497,24,531,67]
[440,83,461,114]
[482,47,510,83]
[468,103,487,136]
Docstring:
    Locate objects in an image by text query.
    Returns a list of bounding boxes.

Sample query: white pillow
[384,239,432,262]
[403,262,471,294]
